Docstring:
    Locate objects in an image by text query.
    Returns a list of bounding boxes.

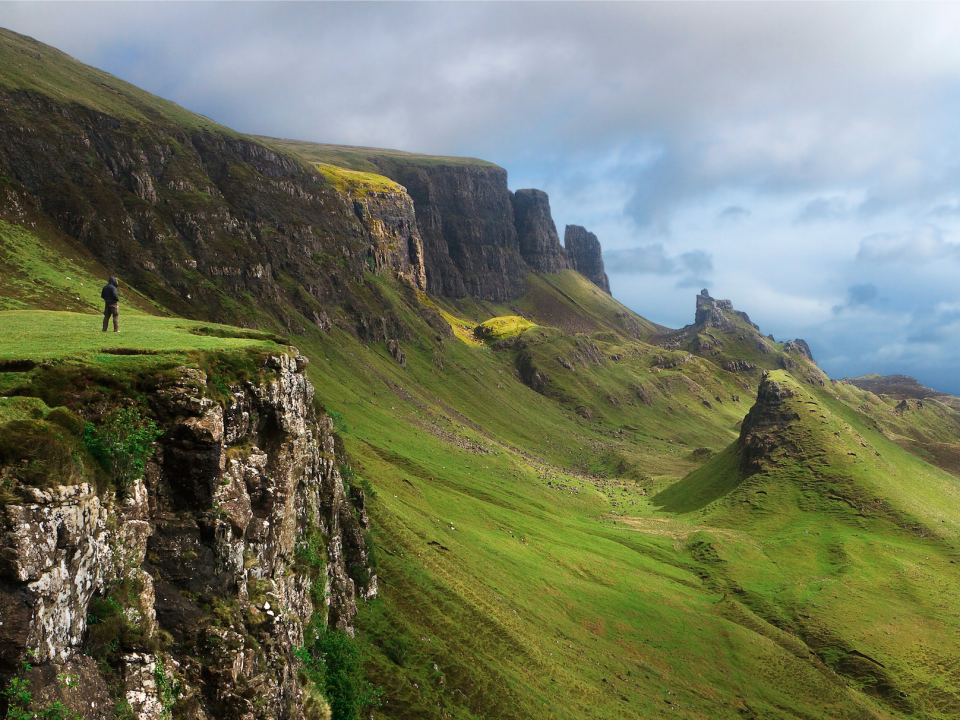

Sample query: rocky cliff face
[345,187,426,291]
[511,188,568,274]
[0,84,424,340]
[0,350,374,719]
[370,161,527,301]
[563,225,610,294]
[370,160,614,301]
[738,373,801,476]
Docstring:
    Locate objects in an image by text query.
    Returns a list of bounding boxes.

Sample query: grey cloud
[676,276,711,290]
[717,205,751,224]
[856,225,960,264]
[605,244,675,274]
[680,250,713,276]
[795,196,846,224]
[831,284,878,315]
[605,245,712,290]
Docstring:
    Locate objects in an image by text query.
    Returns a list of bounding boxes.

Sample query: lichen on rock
[0,349,375,719]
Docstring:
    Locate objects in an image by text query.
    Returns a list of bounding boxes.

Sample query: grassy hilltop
[2,25,960,720]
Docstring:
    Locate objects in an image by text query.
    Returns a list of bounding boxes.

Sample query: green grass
[252,136,497,174]
[0,220,164,315]
[474,315,536,341]
[275,279,960,719]
[315,163,404,197]
[0,310,282,363]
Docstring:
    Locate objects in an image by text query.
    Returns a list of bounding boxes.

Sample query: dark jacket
[101,278,119,305]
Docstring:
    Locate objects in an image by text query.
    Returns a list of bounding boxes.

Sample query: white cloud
[857,225,960,264]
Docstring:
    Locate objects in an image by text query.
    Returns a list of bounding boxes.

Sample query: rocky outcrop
[511,189,568,274]
[564,225,610,293]
[784,339,815,364]
[694,289,736,331]
[350,190,427,291]
[739,374,801,476]
[722,359,759,373]
[0,68,418,340]
[0,350,374,719]
[371,161,527,301]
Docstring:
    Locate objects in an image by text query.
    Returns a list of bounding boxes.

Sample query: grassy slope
[2,28,959,716]
[252,136,496,175]
[0,219,165,315]
[282,278,960,719]
[659,372,960,716]
[0,27,235,134]
[6,213,960,718]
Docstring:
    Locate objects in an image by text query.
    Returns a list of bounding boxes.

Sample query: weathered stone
[512,189,569,274]
[0,352,376,719]
[564,225,611,293]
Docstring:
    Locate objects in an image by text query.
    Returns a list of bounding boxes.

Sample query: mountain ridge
[1,26,960,720]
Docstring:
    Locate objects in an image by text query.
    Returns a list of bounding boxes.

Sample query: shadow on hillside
[653,443,744,513]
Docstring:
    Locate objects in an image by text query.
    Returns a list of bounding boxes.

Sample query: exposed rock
[694,289,736,331]
[349,190,427,290]
[784,339,816,364]
[722,359,758,373]
[739,375,800,476]
[0,351,375,719]
[372,161,527,301]
[631,383,654,406]
[512,189,568,274]
[516,351,550,394]
[564,225,611,293]
[387,339,407,369]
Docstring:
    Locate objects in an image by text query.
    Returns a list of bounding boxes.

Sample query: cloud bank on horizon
[3,2,960,393]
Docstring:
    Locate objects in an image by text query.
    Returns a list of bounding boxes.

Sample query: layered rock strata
[511,188,568,274]
[564,225,611,294]
[0,350,374,719]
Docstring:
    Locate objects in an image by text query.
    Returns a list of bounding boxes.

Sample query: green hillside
[2,26,960,720]
[253,136,497,175]
[0,27,235,133]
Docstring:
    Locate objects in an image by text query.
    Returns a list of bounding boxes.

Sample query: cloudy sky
[3,2,960,393]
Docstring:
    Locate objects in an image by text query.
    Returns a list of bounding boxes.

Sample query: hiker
[101,276,120,332]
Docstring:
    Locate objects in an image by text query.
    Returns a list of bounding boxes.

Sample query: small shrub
[83,406,161,496]
[297,624,381,720]
[0,661,82,720]
[86,594,143,655]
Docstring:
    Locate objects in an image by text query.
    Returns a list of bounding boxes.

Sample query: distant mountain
[843,372,949,400]
[4,26,960,720]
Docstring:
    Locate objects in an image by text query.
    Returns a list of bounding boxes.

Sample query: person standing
[101,276,120,332]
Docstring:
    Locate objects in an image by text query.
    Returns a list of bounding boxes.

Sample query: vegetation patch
[315,163,403,198]
[473,315,536,341]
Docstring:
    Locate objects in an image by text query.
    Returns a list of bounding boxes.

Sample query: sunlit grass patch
[474,315,535,341]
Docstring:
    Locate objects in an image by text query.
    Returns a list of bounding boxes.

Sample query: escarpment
[368,159,613,300]
[563,225,610,294]
[0,349,374,719]
[368,160,529,301]
[511,188,568,274]
[0,83,421,339]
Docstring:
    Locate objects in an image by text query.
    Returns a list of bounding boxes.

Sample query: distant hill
[5,26,960,720]
[844,372,949,400]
